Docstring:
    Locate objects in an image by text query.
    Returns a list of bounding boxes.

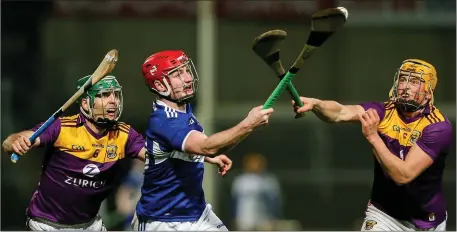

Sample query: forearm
[202,122,252,155]
[312,99,346,123]
[2,131,38,153]
[368,135,410,184]
[115,187,135,216]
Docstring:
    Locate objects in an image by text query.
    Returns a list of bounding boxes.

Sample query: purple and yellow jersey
[136,100,206,222]
[26,113,145,225]
[360,101,453,228]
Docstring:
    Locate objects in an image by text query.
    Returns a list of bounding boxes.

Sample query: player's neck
[159,98,186,112]
[85,120,107,135]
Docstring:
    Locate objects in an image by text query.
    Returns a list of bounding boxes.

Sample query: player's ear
[154,80,166,92]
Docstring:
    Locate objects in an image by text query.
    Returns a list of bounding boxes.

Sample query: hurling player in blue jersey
[132,50,274,231]
[292,59,452,231]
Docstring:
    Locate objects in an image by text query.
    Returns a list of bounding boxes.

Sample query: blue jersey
[136,100,206,222]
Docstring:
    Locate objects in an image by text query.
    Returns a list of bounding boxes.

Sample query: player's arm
[182,106,272,156]
[115,169,141,216]
[3,120,61,155]
[136,147,147,162]
[361,110,452,185]
[293,97,365,123]
[204,155,233,176]
[125,127,147,162]
[184,123,253,156]
[2,130,41,154]
[115,183,135,216]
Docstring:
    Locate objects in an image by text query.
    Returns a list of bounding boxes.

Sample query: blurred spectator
[115,159,144,230]
[231,152,282,231]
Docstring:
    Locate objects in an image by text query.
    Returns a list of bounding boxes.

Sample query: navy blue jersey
[136,100,206,222]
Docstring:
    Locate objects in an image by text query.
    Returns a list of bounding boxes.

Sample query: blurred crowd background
[2,0,455,230]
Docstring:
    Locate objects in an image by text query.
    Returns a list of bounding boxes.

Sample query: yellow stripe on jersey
[54,121,130,163]
[377,106,442,147]
[385,101,395,110]
[60,114,79,122]
[60,114,79,127]
[430,106,445,123]
[116,122,130,134]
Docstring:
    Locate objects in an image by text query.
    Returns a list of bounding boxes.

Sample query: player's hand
[292,97,314,114]
[11,135,32,155]
[242,105,274,130]
[360,108,380,141]
[205,155,233,177]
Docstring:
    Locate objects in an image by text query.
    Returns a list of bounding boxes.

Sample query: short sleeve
[416,122,453,160]
[158,118,196,152]
[359,102,386,120]
[30,119,61,146]
[125,127,146,158]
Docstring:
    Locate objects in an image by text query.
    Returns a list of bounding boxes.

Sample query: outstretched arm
[312,98,365,123]
[184,123,252,156]
[293,97,365,123]
[184,106,273,156]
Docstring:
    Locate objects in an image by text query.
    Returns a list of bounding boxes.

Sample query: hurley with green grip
[252,30,306,118]
[257,7,349,112]
[261,45,317,110]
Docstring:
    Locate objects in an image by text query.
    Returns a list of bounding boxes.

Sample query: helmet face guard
[77,75,123,128]
[389,59,437,113]
[142,50,199,105]
[162,59,199,104]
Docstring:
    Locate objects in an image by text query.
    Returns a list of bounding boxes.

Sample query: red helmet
[142,50,199,104]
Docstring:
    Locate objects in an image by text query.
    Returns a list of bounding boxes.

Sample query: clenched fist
[242,105,274,130]
[10,135,32,155]
[292,97,315,114]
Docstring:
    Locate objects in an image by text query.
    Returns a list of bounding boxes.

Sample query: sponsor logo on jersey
[64,176,106,189]
[64,164,106,189]
[71,144,85,151]
[92,144,104,148]
[392,125,411,132]
[83,164,100,177]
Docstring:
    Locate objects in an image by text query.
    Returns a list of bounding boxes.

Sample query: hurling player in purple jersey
[3,75,148,231]
[291,59,452,231]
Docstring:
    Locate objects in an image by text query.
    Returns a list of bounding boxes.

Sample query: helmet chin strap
[161,93,194,105]
[394,99,424,113]
[80,103,118,129]
[81,110,117,129]
[394,95,429,113]
[93,117,117,129]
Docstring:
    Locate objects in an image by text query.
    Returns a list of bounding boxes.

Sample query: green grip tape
[262,71,296,109]
[286,82,303,107]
